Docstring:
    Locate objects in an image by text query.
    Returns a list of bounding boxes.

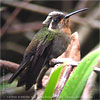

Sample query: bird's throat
[62,26,71,35]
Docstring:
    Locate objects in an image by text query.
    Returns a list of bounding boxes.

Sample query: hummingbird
[8,8,88,91]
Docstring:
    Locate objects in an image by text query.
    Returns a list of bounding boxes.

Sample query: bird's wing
[18,32,55,90]
[8,29,40,84]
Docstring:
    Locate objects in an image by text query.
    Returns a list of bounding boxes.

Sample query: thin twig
[0,60,19,72]
[7,22,42,34]
[0,0,31,36]
[1,0,55,15]
[0,8,21,36]
[1,42,25,55]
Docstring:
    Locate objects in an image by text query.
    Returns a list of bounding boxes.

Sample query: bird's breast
[49,33,70,59]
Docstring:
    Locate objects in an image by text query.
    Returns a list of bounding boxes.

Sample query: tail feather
[8,57,31,84]
[17,62,32,87]
[17,74,26,87]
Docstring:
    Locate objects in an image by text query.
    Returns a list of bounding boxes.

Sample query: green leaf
[0,80,17,90]
[42,63,66,100]
[59,49,100,100]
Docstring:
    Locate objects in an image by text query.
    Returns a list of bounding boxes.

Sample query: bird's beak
[64,8,88,19]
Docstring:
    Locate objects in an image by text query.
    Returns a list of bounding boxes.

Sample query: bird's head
[43,8,88,35]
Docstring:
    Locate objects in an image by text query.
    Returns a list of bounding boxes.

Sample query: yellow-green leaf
[59,49,100,100]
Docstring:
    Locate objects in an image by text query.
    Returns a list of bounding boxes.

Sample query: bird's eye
[53,18,59,23]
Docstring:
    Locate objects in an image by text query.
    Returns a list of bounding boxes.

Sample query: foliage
[42,63,66,100]
[0,80,17,90]
[42,49,100,100]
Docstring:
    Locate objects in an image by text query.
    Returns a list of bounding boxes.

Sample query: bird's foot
[37,83,43,89]
[49,58,80,67]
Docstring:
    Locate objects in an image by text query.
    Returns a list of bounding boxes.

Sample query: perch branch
[0,60,19,72]
[0,60,36,97]
[94,67,100,73]
[49,58,80,67]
